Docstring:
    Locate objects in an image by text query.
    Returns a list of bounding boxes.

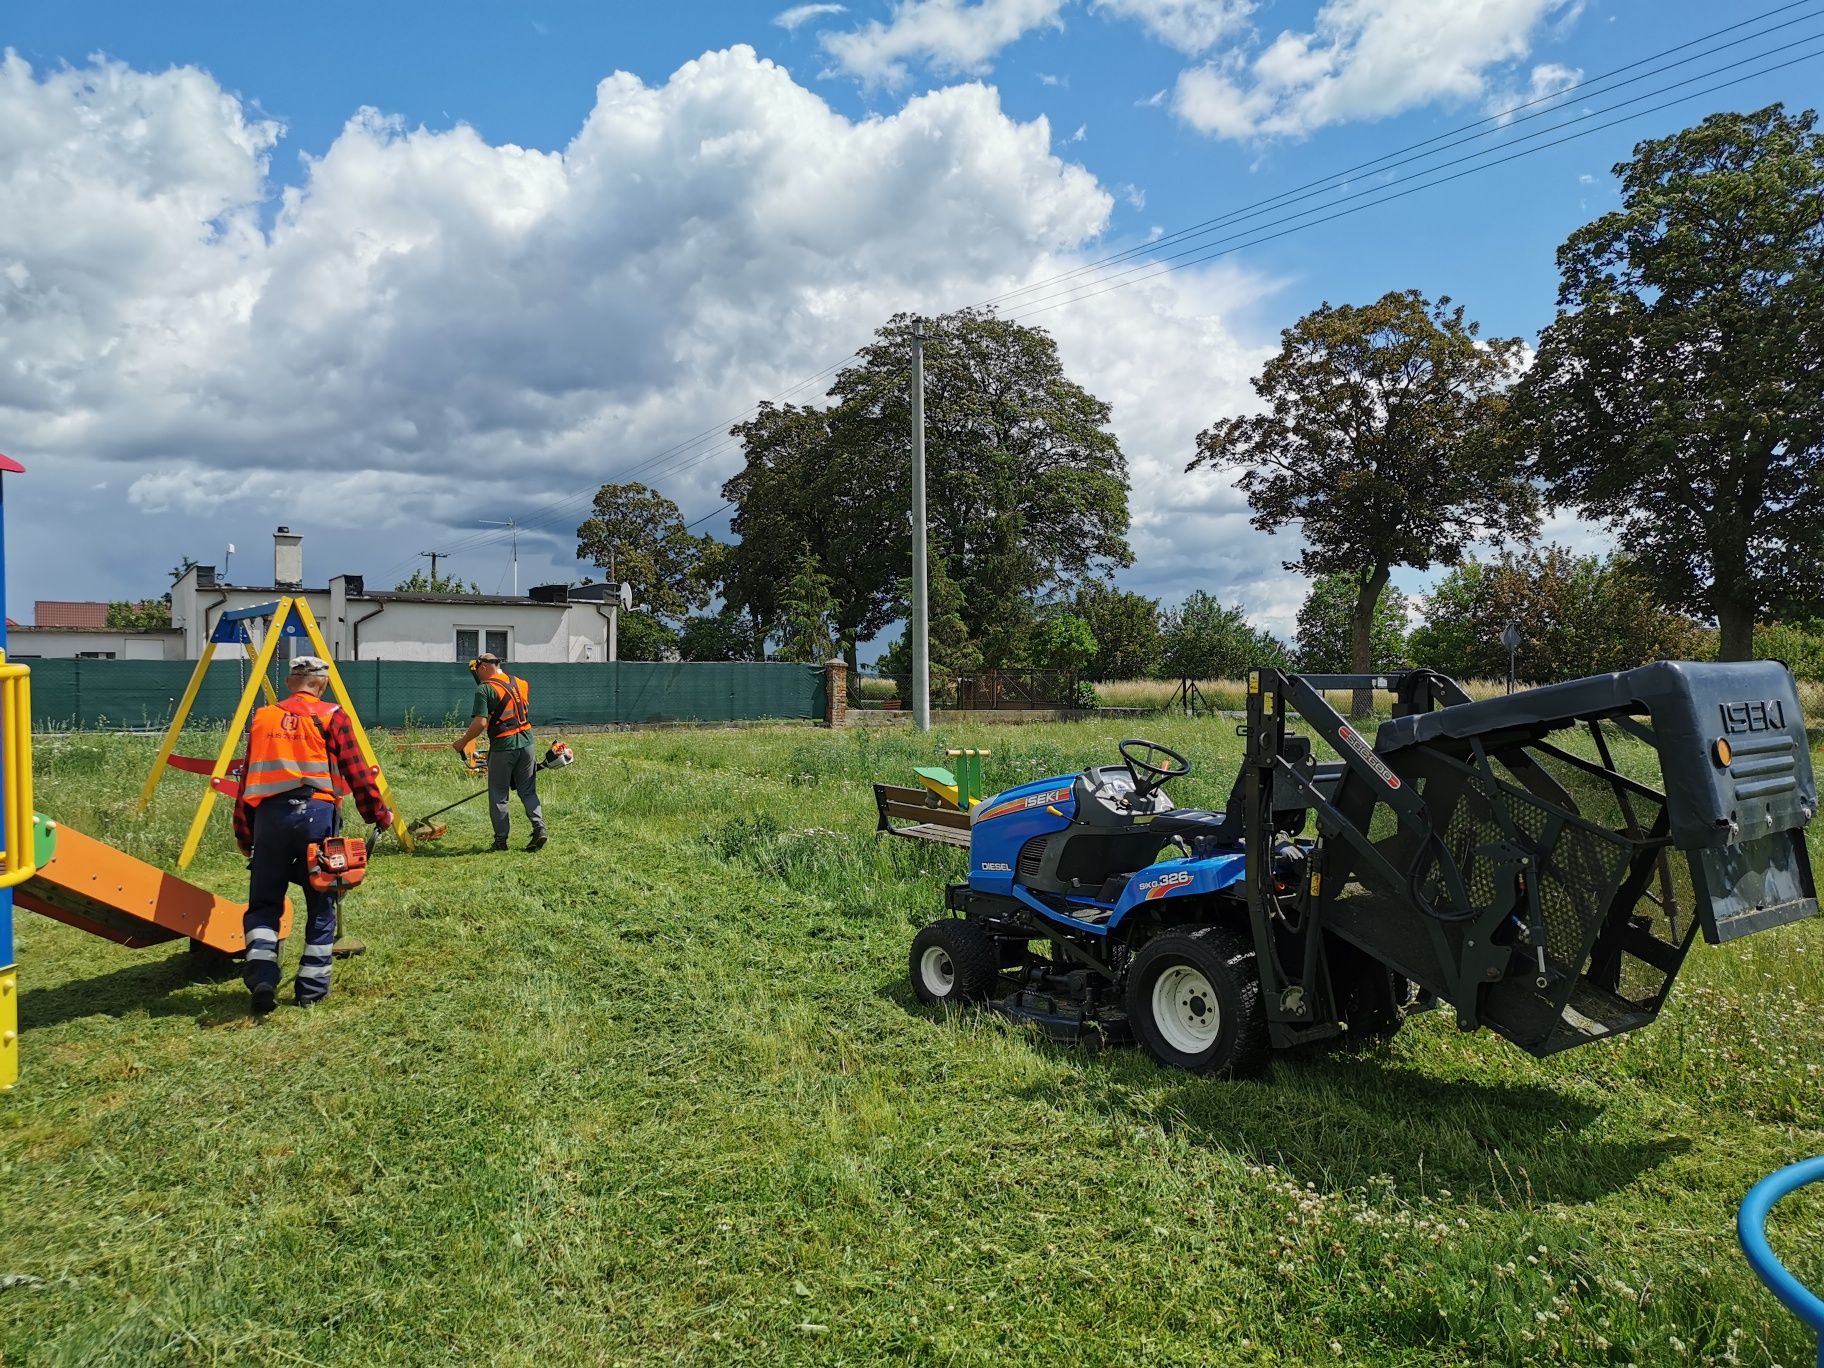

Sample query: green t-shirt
[473,681,533,751]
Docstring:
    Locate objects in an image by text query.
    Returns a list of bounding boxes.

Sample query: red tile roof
[36,600,109,628]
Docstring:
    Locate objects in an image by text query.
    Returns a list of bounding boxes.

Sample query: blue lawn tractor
[875,664,1820,1077]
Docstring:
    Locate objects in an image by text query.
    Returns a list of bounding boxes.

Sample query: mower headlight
[1712,737,1733,768]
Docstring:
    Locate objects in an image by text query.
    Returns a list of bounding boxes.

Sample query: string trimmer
[396,740,575,842]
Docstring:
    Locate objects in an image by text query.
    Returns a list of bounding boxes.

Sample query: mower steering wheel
[1118,738,1192,797]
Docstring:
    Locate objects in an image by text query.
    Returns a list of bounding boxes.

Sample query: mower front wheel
[910,920,1000,1006]
[1126,926,1267,1076]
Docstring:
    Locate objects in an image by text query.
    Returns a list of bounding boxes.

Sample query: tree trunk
[1350,565,1391,721]
[1716,599,1756,662]
[843,636,859,672]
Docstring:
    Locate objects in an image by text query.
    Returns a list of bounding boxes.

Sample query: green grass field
[3,719,1821,1366]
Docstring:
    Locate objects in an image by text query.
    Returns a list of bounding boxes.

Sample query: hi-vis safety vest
[482,674,531,742]
[243,694,350,805]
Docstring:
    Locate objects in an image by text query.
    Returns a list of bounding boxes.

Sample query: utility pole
[480,520,518,595]
[418,550,448,587]
[910,317,930,732]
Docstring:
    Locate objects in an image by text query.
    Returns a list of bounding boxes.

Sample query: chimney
[274,526,303,588]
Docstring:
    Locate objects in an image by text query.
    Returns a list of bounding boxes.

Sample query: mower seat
[1149,808,1237,841]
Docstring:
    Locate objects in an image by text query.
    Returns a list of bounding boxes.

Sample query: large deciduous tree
[722,402,897,664]
[575,482,714,625]
[677,609,756,662]
[722,309,1132,670]
[1159,591,1289,680]
[1407,548,1706,683]
[1513,104,1824,660]
[1294,575,1409,674]
[1190,289,1536,715]
[1072,580,1163,681]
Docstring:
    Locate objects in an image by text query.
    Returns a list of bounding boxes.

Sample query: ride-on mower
[878,663,1819,1075]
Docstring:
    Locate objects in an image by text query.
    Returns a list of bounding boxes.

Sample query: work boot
[491,839,509,852]
[526,831,548,853]
[250,987,276,1017]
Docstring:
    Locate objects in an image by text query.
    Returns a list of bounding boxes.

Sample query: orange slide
[13,815,288,954]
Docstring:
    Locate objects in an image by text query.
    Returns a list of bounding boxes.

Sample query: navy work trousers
[244,791,340,1004]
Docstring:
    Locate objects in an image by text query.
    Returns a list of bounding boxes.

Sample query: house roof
[12,624,181,636]
[36,600,109,628]
[192,582,579,610]
[361,591,571,609]
[202,585,329,597]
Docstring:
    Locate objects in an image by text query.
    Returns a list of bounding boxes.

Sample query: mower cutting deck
[891,662,1819,1076]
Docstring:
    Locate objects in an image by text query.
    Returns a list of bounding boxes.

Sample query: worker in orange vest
[453,652,547,852]
[233,656,393,1015]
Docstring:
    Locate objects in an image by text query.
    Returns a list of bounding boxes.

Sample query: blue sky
[2,0,1819,641]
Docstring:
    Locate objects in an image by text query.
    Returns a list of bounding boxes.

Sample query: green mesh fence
[28,660,827,731]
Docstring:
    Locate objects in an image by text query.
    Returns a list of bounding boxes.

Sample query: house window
[76,651,117,660]
[456,628,509,662]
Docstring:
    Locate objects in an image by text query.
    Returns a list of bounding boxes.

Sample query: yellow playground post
[137,595,413,868]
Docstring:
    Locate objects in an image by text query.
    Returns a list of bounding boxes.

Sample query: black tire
[1125,925,1267,1076]
[909,920,1001,1005]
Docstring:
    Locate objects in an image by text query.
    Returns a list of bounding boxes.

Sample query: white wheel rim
[1152,964,1221,1054]
[920,945,956,996]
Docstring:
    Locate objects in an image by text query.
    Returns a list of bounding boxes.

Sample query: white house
[5,625,184,660]
[167,527,630,663]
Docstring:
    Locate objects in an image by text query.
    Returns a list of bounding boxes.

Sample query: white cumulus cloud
[774,3,847,31]
[0,44,1291,622]
[1091,0,1254,56]
[1484,60,1581,123]
[1173,0,1578,140]
[820,0,1067,85]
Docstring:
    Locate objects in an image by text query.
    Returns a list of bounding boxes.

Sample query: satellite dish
[618,581,633,610]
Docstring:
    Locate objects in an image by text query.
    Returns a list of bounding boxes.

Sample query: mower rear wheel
[1126,925,1266,1076]
[910,920,1000,1006]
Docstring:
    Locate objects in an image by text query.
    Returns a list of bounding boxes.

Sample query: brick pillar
[825,659,848,728]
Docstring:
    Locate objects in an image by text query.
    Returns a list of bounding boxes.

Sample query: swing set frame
[135,596,414,867]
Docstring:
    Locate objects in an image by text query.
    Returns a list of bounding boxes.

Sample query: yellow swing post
[136,641,219,812]
[136,634,277,814]
[289,599,414,853]
[157,595,416,866]
[174,601,290,869]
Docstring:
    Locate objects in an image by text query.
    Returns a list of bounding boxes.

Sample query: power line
[1001,41,1824,323]
[393,3,1824,571]
[540,9,1824,544]
[970,0,1824,313]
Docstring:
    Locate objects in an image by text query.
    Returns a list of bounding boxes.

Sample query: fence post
[825,660,848,728]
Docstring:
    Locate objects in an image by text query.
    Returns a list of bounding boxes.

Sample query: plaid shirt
[233,699,391,852]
